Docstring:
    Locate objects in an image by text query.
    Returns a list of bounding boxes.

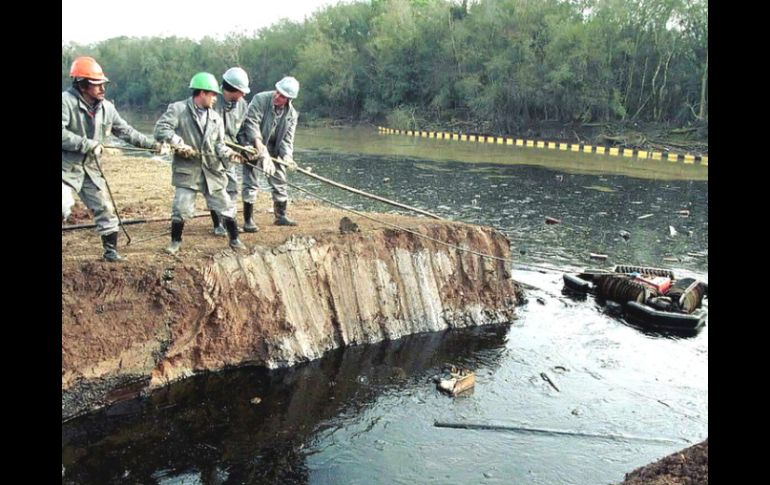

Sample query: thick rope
[94,145,564,273]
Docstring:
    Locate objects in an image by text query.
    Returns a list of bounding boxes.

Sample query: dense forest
[61,0,707,136]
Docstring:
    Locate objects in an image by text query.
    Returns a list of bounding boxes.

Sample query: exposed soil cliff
[62,154,520,420]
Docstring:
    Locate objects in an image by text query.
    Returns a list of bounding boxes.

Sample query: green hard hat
[189,72,221,94]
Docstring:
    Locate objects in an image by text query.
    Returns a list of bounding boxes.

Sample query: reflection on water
[64,127,707,484]
[63,327,510,484]
[298,127,707,181]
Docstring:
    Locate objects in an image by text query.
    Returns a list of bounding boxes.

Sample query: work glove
[229,152,245,165]
[277,156,298,172]
[86,141,104,157]
[245,149,261,162]
[261,156,276,177]
[255,139,268,156]
[154,142,172,156]
[248,139,269,161]
[174,144,198,159]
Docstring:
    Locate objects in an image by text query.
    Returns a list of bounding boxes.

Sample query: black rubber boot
[101,231,125,262]
[243,202,258,233]
[223,216,246,251]
[273,200,297,226]
[165,219,184,255]
[210,210,226,236]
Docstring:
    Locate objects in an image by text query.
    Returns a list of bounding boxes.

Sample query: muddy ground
[62,152,446,265]
[620,439,708,484]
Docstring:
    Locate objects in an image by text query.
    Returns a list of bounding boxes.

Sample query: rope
[102,144,156,152]
[229,155,518,264]
[95,143,567,274]
[63,212,210,232]
[92,153,131,244]
[225,141,443,220]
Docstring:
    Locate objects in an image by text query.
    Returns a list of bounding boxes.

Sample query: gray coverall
[236,90,298,203]
[214,94,248,204]
[154,98,237,221]
[61,87,156,234]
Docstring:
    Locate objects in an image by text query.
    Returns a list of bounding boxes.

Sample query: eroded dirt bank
[62,154,520,420]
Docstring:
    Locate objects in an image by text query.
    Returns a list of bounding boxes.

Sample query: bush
[386,106,420,130]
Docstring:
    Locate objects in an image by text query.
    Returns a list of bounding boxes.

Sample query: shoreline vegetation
[64,0,707,157]
[123,108,708,158]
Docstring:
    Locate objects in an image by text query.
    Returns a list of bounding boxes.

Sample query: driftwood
[594,127,707,156]
[540,372,560,392]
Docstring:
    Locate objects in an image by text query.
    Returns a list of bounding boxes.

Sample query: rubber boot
[274,200,297,226]
[211,210,226,236]
[223,216,246,251]
[101,231,125,262]
[243,202,258,233]
[165,219,184,255]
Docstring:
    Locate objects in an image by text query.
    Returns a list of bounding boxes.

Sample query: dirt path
[62,152,449,266]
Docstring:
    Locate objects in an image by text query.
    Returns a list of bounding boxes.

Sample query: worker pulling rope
[225,141,444,220]
[76,142,540,271]
[227,144,517,264]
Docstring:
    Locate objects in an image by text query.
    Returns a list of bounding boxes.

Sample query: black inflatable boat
[563,265,708,332]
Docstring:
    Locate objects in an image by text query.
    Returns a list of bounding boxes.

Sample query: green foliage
[61,0,708,130]
[386,105,421,130]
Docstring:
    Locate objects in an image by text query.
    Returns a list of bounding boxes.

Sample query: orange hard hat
[69,56,109,84]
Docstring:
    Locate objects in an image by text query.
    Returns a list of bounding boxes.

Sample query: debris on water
[250,396,262,405]
[571,408,581,416]
[540,372,560,392]
[382,177,391,182]
[436,365,476,396]
[669,225,678,237]
[545,216,561,225]
[583,185,616,193]
[589,253,608,261]
[638,214,654,220]
[518,246,527,255]
[619,230,631,240]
